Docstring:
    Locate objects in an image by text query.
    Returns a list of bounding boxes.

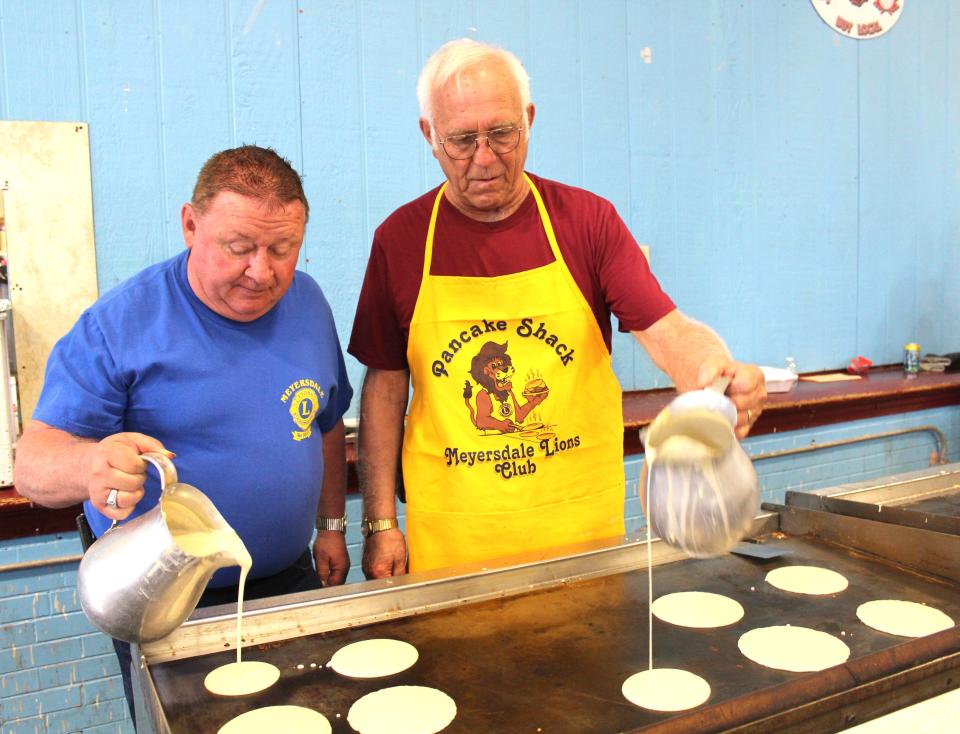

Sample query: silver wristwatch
[316,513,347,533]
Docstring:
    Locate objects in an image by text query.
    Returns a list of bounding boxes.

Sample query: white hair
[417,38,532,137]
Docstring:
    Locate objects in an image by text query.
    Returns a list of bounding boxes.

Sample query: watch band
[361,516,399,537]
[316,513,347,533]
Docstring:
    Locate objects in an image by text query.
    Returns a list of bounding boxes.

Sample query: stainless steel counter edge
[787,461,960,507]
[140,514,780,664]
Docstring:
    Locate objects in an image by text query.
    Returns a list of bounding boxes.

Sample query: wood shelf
[622,367,960,454]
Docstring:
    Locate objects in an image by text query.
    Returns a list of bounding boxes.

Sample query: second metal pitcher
[642,378,759,558]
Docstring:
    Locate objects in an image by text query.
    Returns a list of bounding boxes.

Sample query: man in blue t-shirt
[13,145,354,725]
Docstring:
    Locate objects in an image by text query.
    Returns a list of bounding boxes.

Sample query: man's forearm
[357,368,409,519]
[318,419,348,520]
[13,421,95,507]
[632,309,731,392]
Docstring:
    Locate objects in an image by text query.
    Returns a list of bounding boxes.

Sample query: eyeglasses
[437,125,524,160]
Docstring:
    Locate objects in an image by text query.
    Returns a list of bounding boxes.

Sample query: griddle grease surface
[150,536,960,733]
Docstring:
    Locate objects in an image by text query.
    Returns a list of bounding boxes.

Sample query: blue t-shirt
[34,251,353,586]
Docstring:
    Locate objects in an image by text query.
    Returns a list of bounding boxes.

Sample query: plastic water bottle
[785,356,798,375]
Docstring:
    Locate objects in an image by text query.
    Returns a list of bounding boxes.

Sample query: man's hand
[89,433,171,521]
[313,531,351,586]
[696,357,767,439]
[361,528,407,579]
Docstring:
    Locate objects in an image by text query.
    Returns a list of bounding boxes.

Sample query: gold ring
[747,409,753,423]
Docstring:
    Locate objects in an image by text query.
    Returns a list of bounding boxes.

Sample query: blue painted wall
[2,2,960,732]
[2,1,958,397]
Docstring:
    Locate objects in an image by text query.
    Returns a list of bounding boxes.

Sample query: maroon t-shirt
[348,173,675,370]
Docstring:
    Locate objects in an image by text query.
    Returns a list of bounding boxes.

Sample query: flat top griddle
[145,525,960,734]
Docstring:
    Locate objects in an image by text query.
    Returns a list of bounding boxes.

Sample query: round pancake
[622,668,711,711]
[651,591,744,628]
[204,661,280,697]
[765,565,848,595]
[218,706,331,734]
[348,685,456,734]
[738,625,850,672]
[329,639,418,678]
[856,600,954,637]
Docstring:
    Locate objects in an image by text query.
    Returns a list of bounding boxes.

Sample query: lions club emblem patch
[281,379,326,441]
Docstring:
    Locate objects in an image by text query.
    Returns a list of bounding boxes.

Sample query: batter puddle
[738,625,850,672]
[765,565,848,595]
[204,660,280,697]
[622,668,712,711]
[652,591,744,628]
[856,599,954,637]
[218,705,332,733]
[348,685,456,734]
[329,638,419,678]
[167,510,281,698]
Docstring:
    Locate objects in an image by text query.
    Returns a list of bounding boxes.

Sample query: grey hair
[416,38,532,140]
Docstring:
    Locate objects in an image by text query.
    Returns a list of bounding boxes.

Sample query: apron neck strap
[421,175,566,284]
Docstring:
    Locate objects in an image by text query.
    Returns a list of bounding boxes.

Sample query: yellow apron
[404,174,625,572]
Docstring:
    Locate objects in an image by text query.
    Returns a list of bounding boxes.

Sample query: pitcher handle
[105,452,178,533]
[708,375,732,395]
[140,452,179,493]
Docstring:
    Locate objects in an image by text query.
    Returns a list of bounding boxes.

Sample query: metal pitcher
[642,377,759,558]
[77,452,247,643]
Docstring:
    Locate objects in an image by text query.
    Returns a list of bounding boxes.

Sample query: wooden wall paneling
[857,22,918,364]
[81,0,166,286]
[298,0,367,336]
[229,0,302,164]
[709,4,757,358]
[155,1,232,256]
[0,121,99,423]
[0,10,6,120]
[0,1,84,122]
[578,2,636,386]
[357,2,424,234]
[909,10,954,356]
[942,11,960,353]
[624,2,680,390]
[414,1,476,194]
[744,3,860,373]
[525,1,581,188]
[479,1,532,136]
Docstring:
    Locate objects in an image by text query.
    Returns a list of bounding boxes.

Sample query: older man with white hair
[349,38,765,577]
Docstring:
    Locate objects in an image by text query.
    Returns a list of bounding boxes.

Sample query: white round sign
[811,0,904,40]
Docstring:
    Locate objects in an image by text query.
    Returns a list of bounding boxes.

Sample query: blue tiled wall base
[0,533,134,734]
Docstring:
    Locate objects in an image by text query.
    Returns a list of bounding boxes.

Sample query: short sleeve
[595,204,675,332]
[32,311,129,438]
[317,329,354,435]
[348,233,410,370]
